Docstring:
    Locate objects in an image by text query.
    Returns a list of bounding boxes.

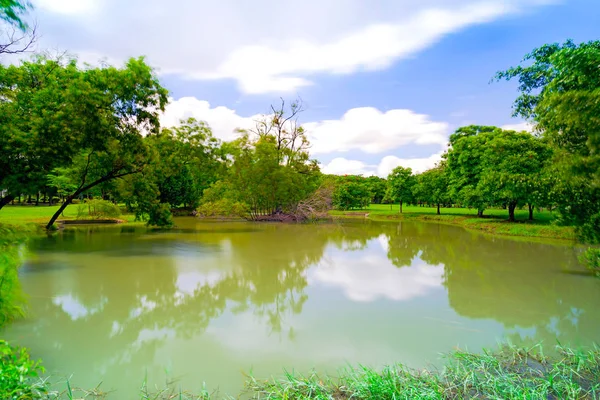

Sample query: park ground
[332,204,576,242]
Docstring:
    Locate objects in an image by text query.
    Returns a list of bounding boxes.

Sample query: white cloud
[162,98,450,155]
[29,0,558,94]
[500,121,534,132]
[309,237,444,302]
[321,152,443,177]
[320,158,377,176]
[377,152,444,176]
[35,0,98,15]
[161,97,257,141]
[306,107,448,154]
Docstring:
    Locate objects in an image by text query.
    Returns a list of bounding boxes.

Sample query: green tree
[41,57,168,229]
[222,99,321,219]
[366,176,387,204]
[446,125,499,217]
[413,164,449,215]
[332,177,371,210]
[387,166,415,213]
[497,40,600,270]
[0,0,30,30]
[477,130,553,221]
[148,118,224,209]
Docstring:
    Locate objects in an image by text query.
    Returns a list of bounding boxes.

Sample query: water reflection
[2,219,599,395]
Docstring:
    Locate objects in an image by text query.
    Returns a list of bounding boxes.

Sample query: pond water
[2,218,600,396]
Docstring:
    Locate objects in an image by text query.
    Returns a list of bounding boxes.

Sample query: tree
[445,125,499,217]
[43,57,168,229]
[1,0,30,30]
[366,176,387,204]
[221,99,321,220]
[387,166,415,213]
[477,130,553,221]
[497,40,600,270]
[414,164,449,215]
[332,177,371,210]
[0,56,86,210]
[1,1,36,56]
[148,118,224,209]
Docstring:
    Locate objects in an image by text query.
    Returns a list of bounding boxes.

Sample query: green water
[2,218,599,396]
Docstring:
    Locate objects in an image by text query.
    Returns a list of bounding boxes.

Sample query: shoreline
[332,208,576,243]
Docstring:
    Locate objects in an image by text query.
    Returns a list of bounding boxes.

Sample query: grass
[0,204,139,227]
[2,343,598,399]
[246,344,600,399]
[332,204,576,241]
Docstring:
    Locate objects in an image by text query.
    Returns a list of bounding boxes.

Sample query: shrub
[0,341,47,399]
[77,199,121,220]
[581,247,600,277]
[147,203,174,228]
[197,199,248,218]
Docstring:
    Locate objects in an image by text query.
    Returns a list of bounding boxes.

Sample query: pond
[2,218,600,397]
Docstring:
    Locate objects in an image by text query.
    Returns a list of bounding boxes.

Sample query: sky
[15,0,600,176]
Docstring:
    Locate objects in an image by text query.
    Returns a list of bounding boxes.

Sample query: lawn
[332,204,576,241]
[0,204,137,227]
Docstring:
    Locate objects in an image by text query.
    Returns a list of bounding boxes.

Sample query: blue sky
[21,0,600,176]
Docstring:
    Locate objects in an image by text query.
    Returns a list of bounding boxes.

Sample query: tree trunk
[437,203,440,215]
[0,194,15,211]
[528,203,534,221]
[46,169,140,230]
[508,202,517,222]
[477,208,484,218]
[399,200,403,214]
[35,192,39,206]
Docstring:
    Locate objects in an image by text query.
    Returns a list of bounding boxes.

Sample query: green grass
[3,343,598,399]
[332,204,576,241]
[247,344,600,399]
[0,204,138,227]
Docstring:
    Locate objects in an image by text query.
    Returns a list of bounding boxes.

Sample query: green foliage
[412,164,449,214]
[581,248,600,277]
[222,100,321,219]
[248,345,600,400]
[365,176,387,204]
[76,199,121,220]
[0,0,31,30]
[197,199,248,218]
[0,226,28,327]
[149,119,225,209]
[386,166,415,213]
[497,40,600,244]
[147,203,174,228]
[0,340,46,399]
[332,177,371,210]
[446,125,553,220]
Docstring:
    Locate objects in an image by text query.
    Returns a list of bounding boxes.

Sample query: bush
[0,341,46,399]
[147,203,174,228]
[76,199,121,219]
[197,199,248,218]
[581,247,600,277]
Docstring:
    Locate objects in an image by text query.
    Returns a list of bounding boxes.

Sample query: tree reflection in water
[4,218,599,394]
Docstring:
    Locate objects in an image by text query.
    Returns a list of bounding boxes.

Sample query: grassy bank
[2,342,598,399]
[333,204,576,241]
[0,204,138,227]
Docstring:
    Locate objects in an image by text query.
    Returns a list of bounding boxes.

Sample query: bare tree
[250,97,310,165]
[0,21,37,56]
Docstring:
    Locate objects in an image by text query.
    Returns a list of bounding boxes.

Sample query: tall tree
[497,40,600,270]
[414,164,449,215]
[387,166,415,213]
[42,57,168,229]
[445,125,498,217]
